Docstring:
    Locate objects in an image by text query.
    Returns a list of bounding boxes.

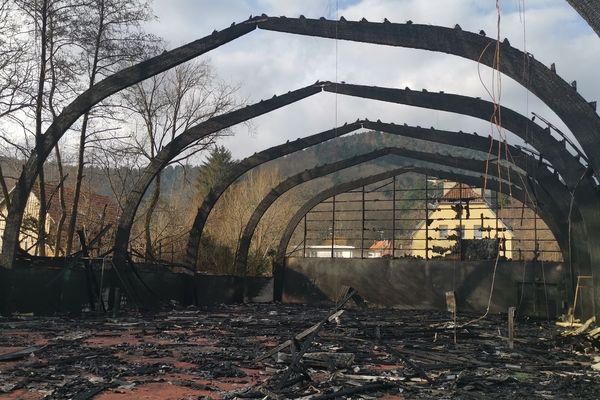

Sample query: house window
[474,225,482,239]
[439,225,448,239]
[456,225,465,239]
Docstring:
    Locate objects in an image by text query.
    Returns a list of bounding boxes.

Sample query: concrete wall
[0,262,272,316]
[0,257,583,319]
[0,263,92,315]
[283,258,570,317]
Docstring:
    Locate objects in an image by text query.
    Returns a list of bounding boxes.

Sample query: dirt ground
[1,303,599,399]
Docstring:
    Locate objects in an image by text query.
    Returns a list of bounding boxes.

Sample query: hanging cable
[331,0,339,137]
[463,1,505,328]
[568,167,588,299]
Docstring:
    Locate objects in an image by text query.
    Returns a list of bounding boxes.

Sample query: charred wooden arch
[108,84,324,266]
[273,168,408,301]
[567,0,600,38]
[256,17,599,174]
[184,119,586,275]
[0,21,259,268]
[271,166,559,302]
[114,82,589,271]
[232,147,569,278]
[2,15,599,270]
[184,85,588,268]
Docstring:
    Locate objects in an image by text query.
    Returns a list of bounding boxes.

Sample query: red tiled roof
[369,240,391,250]
[32,184,120,230]
[442,184,483,202]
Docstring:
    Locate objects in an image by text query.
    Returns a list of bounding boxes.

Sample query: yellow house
[0,184,119,257]
[0,188,56,256]
[411,183,513,259]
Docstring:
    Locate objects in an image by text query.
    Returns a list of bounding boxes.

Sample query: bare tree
[202,166,301,276]
[90,141,142,212]
[0,0,32,225]
[121,60,237,260]
[10,0,86,256]
[0,0,34,121]
[63,0,158,255]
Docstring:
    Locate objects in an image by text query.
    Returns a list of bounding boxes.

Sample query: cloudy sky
[146,0,599,160]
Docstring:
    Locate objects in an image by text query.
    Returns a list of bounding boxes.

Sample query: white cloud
[146,0,600,159]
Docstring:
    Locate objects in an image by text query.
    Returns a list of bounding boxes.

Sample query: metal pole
[534,203,539,260]
[361,185,365,259]
[303,215,307,257]
[331,194,336,258]
[459,182,463,261]
[495,190,499,239]
[495,190,501,259]
[392,176,396,259]
[425,174,429,260]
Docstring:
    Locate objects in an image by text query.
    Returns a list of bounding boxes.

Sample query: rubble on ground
[1,303,599,399]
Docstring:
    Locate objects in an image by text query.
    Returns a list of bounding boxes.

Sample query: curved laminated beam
[272,165,550,302]
[234,147,568,277]
[363,121,587,274]
[184,121,363,264]
[114,83,577,269]
[275,168,406,262]
[273,167,409,300]
[257,15,600,299]
[330,84,587,184]
[567,0,600,38]
[0,20,261,268]
[257,17,600,174]
[187,119,584,271]
[3,16,597,270]
[110,84,323,262]
[185,84,587,267]
[335,87,594,288]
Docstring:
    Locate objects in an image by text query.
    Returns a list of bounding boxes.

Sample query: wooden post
[425,175,429,260]
[446,291,457,344]
[458,182,463,260]
[508,306,516,349]
[392,176,396,258]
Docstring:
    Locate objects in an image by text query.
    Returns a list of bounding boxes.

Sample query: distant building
[306,244,355,258]
[0,184,119,256]
[410,183,513,259]
[0,187,53,255]
[367,240,392,258]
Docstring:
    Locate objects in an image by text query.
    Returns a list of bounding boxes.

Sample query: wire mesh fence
[288,173,562,262]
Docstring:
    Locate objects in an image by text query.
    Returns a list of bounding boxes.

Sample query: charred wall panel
[284,258,569,318]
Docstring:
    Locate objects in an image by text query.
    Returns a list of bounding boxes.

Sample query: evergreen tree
[197,145,237,196]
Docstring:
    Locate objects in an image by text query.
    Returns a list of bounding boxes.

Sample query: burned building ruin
[2,2,600,398]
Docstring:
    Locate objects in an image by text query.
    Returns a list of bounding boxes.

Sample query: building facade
[411,183,513,259]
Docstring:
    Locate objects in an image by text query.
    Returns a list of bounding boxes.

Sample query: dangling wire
[331,0,342,300]
[334,0,339,136]
[463,0,506,328]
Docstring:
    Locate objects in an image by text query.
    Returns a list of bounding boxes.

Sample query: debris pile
[1,303,600,399]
